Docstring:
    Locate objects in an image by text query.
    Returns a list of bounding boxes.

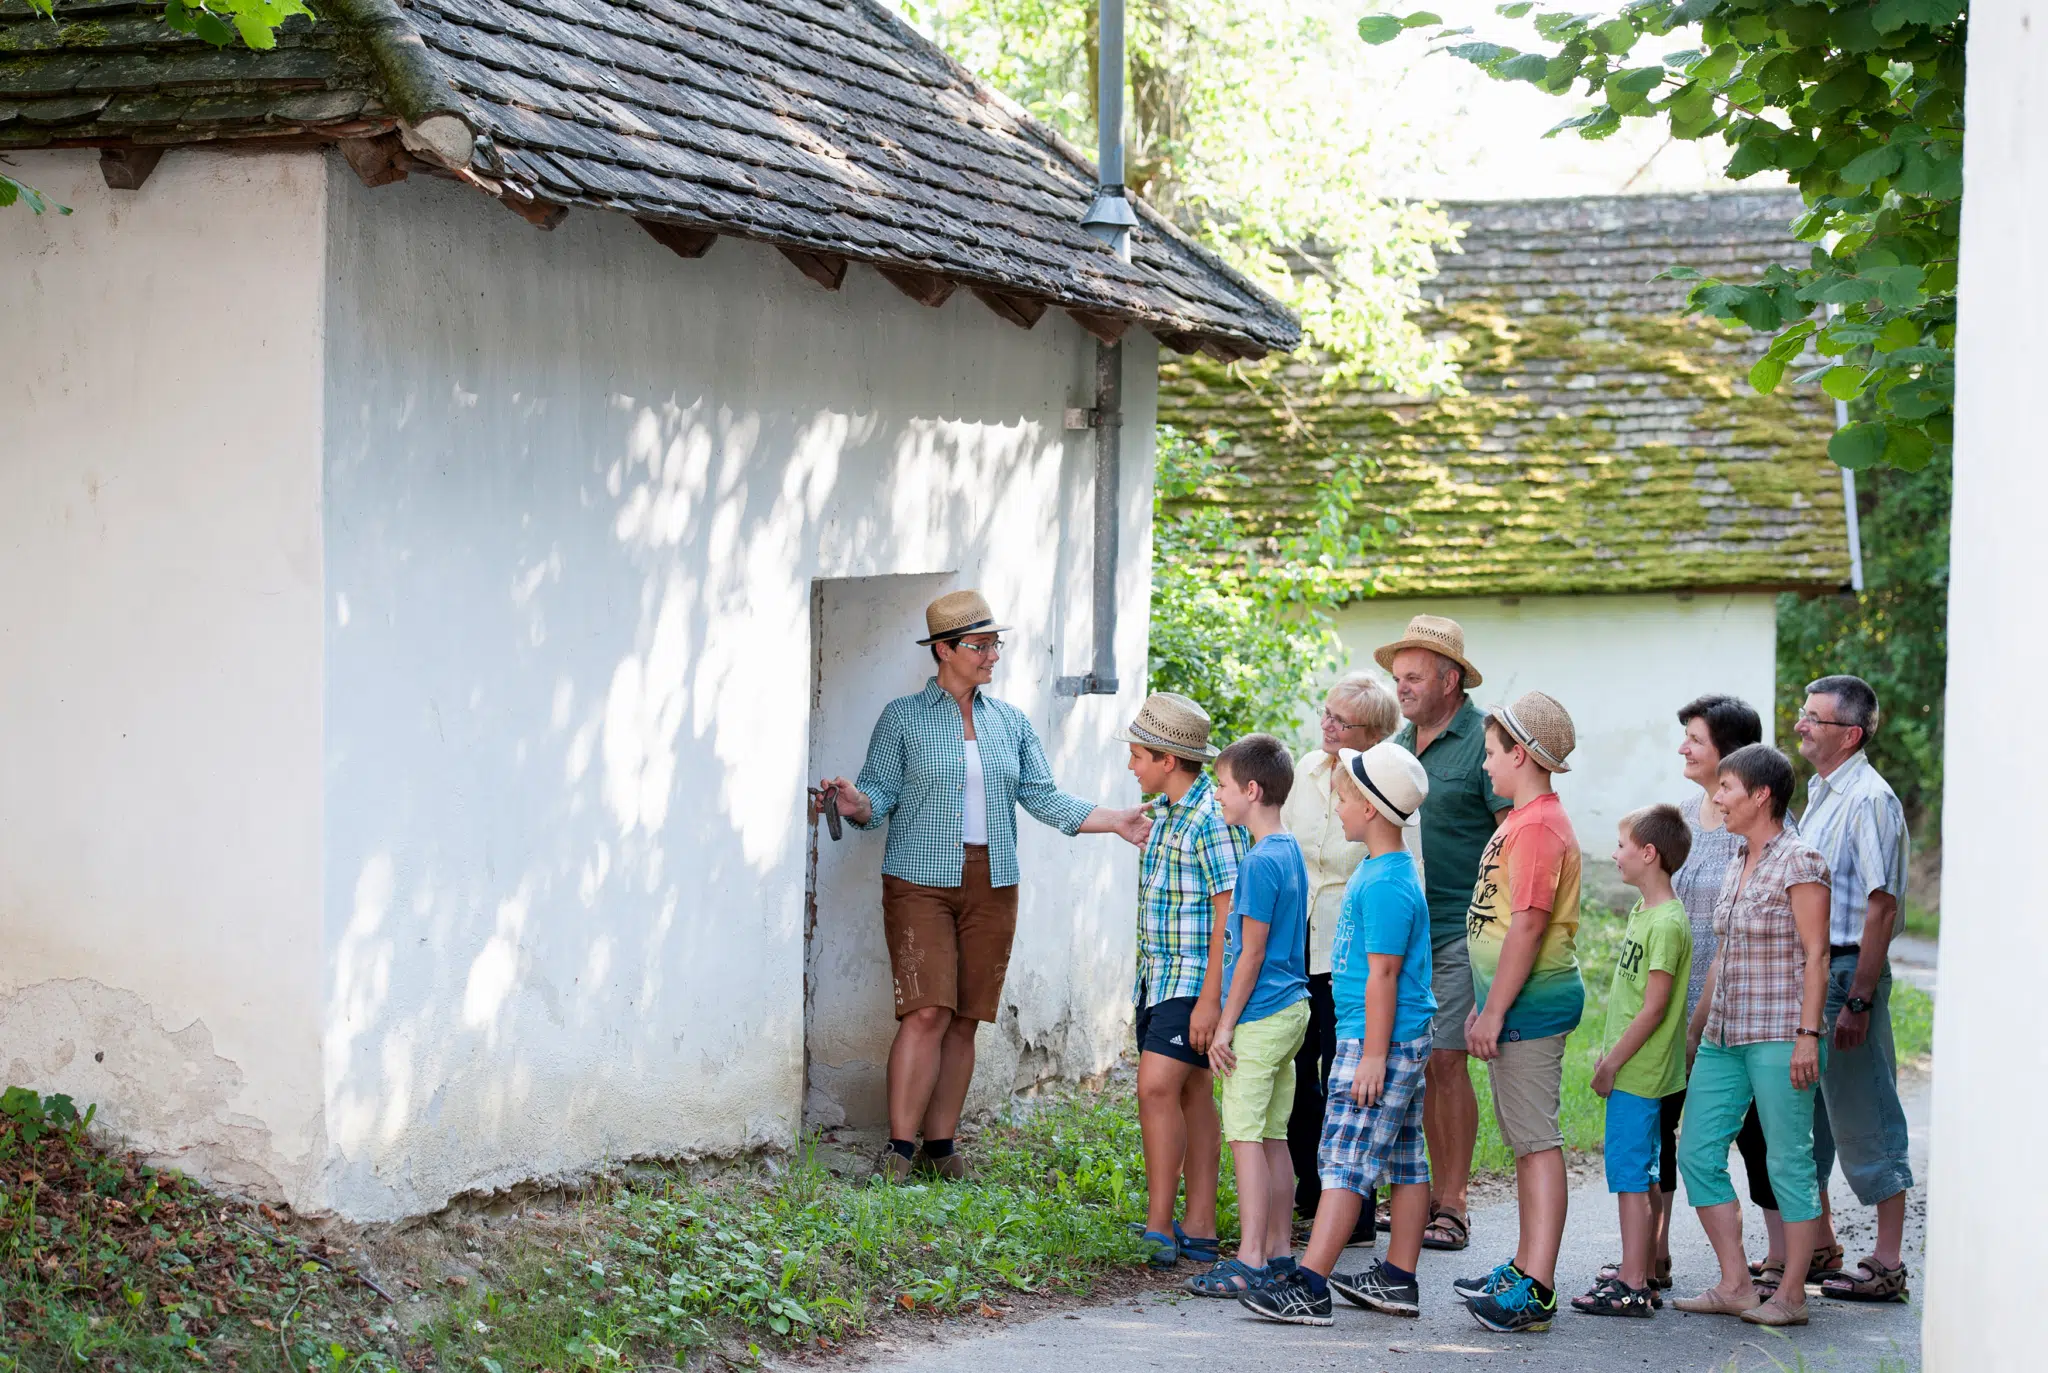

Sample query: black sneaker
[1468,1274,1557,1333]
[1452,1258,1520,1302]
[1236,1271,1333,1326]
[1330,1261,1420,1317]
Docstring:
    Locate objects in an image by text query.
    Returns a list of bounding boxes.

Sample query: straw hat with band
[1115,692,1219,762]
[1488,690,1577,773]
[1336,742,1430,828]
[917,589,1011,646]
[1373,613,1483,688]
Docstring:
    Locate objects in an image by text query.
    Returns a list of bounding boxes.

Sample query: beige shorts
[1488,1033,1568,1157]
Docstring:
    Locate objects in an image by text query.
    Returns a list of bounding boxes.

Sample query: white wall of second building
[0,152,329,1200]
[1331,592,1779,874]
[319,167,1152,1218]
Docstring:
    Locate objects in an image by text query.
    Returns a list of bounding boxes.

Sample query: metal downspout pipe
[1061,0,1132,698]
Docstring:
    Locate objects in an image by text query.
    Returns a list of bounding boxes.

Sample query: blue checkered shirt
[1796,751,1910,947]
[851,679,1094,888]
[1134,772,1245,1005]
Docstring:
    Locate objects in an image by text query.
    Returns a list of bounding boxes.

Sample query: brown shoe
[913,1146,967,1181]
[1740,1297,1810,1327]
[872,1145,914,1183]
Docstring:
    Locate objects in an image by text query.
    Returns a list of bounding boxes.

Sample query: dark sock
[1381,1260,1416,1285]
[1298,1266,1329,1296]
[921,1137,954,1157]
[1530,1277,1555,1304]
[887,1138,916,1160]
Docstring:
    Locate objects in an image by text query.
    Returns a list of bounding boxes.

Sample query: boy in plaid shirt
[1118,693,1243,1271]
[1241,742,1436,1326]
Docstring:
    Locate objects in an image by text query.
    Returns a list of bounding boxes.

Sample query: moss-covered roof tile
[1159,191,1852,598]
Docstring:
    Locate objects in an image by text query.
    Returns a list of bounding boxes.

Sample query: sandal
[1740,1296,1810,1327]
[1572,1276,1655,1318]
[1174,1221,1221,1265]
[1591,1266,1665,1307]
[1820,1256,1910,1303]
[1751,1259,1786,1297]
[1374,1193,1392,1230]
[1136,1228,1179,1269]
[1183,1257,1269,1297]
[1420,1205,1469,1251]
[1808,1242,1846,1282]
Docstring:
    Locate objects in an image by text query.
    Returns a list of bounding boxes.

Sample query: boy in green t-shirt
[1575,804,1694,1318]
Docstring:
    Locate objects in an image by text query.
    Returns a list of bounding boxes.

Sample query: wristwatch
[1795,1026,1824,1038]
[1844,995,1873,1014]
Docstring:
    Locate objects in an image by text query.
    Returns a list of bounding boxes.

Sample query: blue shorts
[1604,1088,1662,1194]
[1136,995,1208,1069]
[1318,1036,1430,1194]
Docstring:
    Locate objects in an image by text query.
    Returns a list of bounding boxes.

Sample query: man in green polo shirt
[1381,614,1508,1253]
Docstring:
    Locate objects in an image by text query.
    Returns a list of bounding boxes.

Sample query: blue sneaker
[1452,1259,1520,1303]
[1468,1274,1556,1333]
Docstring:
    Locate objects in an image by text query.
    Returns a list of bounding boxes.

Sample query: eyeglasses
[955,638,1004,656]
[1322,708,1367,731]
[1796,711,1853,729]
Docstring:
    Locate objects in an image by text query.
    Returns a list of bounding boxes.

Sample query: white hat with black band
[1337,741,1430,828]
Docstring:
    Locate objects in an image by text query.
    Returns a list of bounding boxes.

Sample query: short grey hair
[1806,674,1881,745]
[1326,671,1401,742]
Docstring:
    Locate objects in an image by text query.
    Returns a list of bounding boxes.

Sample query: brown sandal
[1820,1256,1910,1303]
[1420,1205,1469,1251]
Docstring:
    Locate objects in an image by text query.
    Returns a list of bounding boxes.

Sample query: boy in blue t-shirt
[1185,733,1311,1296]
[1241,741,1435,1327]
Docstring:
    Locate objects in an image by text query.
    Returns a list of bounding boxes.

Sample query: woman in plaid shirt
[819,591,1150,1183]
[1675,743,1833,1329]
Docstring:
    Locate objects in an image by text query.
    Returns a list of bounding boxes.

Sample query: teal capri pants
[1677,1038,1827,1223]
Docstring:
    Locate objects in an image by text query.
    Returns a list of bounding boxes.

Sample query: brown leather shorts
[881,845,1019,1022]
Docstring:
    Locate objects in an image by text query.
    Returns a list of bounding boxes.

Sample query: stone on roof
[0,0,1296,355]
[1159,191,1852,596]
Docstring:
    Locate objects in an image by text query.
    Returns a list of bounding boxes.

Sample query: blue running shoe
[1468,1275,1556,1333]
[1452,1259,1520,1303]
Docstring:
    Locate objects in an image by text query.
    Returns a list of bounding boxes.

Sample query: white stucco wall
[0,152,328,1199]
[319,168,1151,1217]
[1924,0,2037,1363]
[1332,592,1779,892]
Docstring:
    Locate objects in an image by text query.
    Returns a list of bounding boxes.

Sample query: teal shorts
[1677,1038,1827,1223]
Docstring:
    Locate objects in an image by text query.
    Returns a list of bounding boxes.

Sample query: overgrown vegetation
[1148,426,1395,744]
[0,1087,395,1372]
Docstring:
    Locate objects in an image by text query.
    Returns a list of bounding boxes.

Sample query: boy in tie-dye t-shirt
[1465,797,1585,1042]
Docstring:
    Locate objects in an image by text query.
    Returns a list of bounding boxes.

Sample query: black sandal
[1572,1276,1655,1318]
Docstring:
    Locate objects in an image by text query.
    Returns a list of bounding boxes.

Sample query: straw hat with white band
[1336,741,1430,827]
[1115,692,1220,762]
[1487,690,1577,773]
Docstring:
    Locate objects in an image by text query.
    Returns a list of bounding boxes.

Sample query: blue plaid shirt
[1797,751,1910,947]
[1134,772,1246,1005]
[851,679,1094,888]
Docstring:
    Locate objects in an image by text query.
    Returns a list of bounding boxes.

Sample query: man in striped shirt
[1794,674,1916,1304]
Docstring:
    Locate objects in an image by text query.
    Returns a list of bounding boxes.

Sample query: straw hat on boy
[1488,690,1577,773]
[1116,692,1219,762]
[1336,741,1431,827]
[1373,613,1484,688]
[916,589,1011,645]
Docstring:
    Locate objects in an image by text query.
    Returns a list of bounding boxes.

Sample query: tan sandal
[1740,1296,1810,1326]
[1420,1205,1469,1251]
[1820,1256,1910,1303]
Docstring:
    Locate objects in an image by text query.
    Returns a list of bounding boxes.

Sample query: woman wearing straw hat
[817,590,1152,1183]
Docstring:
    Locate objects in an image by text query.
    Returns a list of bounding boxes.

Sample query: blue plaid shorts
[1318,1035,1431,1194]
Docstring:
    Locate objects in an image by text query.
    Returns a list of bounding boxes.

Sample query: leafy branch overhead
[2,0,312,213]
[1360,0,1964,472]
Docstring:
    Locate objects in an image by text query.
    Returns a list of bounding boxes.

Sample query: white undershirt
[961,739,989,845]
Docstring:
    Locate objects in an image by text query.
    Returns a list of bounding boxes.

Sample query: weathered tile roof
[0,0,1296,356]
[1160,191,1853,596]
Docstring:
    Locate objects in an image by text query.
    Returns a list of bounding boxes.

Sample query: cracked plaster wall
[0,151,329,1203]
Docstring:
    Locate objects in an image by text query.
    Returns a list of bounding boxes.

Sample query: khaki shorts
[1431,934,1475,1052]
[1488,1032,1568,1157]
[1218,999,1311,1143]
[881,845,1018,1022]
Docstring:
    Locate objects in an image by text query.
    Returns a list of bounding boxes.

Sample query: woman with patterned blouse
[1674,744,1833,1328]
[818,590,1149,1184]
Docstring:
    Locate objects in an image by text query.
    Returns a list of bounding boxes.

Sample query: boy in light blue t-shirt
[1241,742,1435,1327]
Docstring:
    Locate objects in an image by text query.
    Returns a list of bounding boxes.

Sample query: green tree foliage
[1778,452,1949,826]
[2,0,312,213]
[1150,428,1393,745]
[891,0,1463,394]
[1361,0,1963,473]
